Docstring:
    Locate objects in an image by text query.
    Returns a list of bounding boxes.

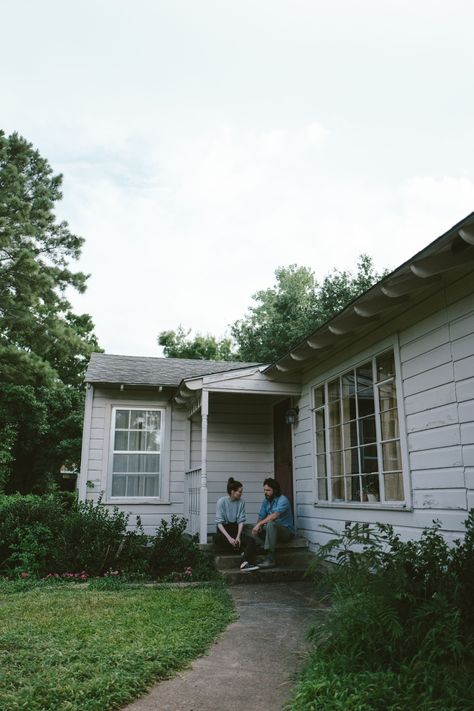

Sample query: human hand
[227,537,236,547]
[235,537,241,548]
[252,524,261,536]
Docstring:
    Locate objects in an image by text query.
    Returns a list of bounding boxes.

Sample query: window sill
[105,497,172,506]
[313,501,412,512]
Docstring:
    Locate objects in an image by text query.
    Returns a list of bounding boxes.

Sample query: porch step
[215,550,313,570]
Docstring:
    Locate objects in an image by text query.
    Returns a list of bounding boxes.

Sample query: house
[79,213,474,547]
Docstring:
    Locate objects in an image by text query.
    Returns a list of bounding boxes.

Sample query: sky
[2,0,474,356]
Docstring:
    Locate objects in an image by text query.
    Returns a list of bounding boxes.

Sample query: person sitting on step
[251,477,295,569]
[215,477,259,572]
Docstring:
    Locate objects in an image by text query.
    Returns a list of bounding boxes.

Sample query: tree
[231,255,385,362]
[158,326,237,361]
[0,130,101,492]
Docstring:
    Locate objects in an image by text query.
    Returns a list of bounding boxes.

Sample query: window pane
[381,408,400,440]
[129,430,147,451]
[127,475,141,497]
[342,420,358,449]
[314,386,325,407]
[144,454,160,473]
[378,380,397,412]
[382,441,401,471]
[317,454,327,477]
[360,445,378,473]
[328,379,340,401]
[331,477,345,501]
[113,454,128,473]
[377,351,395,382]
[328,400,341,426]
[146,431,160,452]
[115,410,129,429]
[316,431,326,454]
[329,426,342,451]
[357,385,375,417]
[315,409,325,433]
[112,475,126,496]
[384,472,404,501]
[330,451,343,476]
[130,411,147,430]
[317,477,328,500]
[343,448,359,475]
[356,362,373,390]
[359,415,376,446]
[146,411,161,431]
[362,475,380,501]
[347,476,361,502]
[341,373,356,422]
[114,431,129,451]
[144,476,160,497]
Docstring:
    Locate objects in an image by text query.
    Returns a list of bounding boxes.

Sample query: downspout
[200,389,209,545]
[78,383,93,501]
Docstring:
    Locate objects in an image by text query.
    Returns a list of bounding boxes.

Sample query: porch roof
[264,212,474,378]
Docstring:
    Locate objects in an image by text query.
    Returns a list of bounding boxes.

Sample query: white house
[79,213,474,547]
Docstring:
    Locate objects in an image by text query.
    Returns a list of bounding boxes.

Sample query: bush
[0,495,218,582]
[288,513,474,710]
[149,514,218,581]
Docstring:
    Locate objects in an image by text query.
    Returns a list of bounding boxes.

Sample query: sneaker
[259,557,275,569]
[240,561,259,572]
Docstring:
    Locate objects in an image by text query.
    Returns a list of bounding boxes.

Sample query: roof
[265,212,474,378]
[85,353,260,387]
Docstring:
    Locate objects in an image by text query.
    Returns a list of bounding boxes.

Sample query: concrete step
[222,565,310,585]
[202,535,310,553]
[215,550,314,570]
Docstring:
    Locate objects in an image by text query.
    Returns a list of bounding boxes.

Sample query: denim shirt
[258,494,294,533]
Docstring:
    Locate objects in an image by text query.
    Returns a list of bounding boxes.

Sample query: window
[313,349,404,504]
[110,408,163,498]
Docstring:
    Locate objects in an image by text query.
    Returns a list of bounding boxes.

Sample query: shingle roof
[85,353,260,387]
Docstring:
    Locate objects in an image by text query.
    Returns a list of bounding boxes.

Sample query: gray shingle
[85,353,260,386]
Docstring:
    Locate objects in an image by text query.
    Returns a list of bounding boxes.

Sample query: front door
[273,398,294,513]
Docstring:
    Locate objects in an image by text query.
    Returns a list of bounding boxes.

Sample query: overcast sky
[2,0,474,356]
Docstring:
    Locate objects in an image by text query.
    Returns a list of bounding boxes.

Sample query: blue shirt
[258,495,294,533]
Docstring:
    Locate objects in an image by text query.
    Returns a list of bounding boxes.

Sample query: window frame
[311,338,411,510]
[105,402,171,504]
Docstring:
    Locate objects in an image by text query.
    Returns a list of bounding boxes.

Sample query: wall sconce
[284,407,299,425]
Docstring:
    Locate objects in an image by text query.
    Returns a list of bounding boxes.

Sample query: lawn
[0,581,234,711]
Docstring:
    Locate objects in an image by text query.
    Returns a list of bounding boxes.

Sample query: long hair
[263,477,281,496]
[227,477,243,495]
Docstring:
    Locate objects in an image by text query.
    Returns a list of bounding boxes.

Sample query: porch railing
[184,468,203,539]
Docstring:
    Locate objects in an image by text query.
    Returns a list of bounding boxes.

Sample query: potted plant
[363,478,380,502]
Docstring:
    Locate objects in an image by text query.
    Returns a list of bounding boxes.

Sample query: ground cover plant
[0,580,234,711]
[288,513,474,710]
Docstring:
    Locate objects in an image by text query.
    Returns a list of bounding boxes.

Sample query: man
[251,477,294,569]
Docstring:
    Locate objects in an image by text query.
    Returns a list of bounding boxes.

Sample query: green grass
[0,581,234,711]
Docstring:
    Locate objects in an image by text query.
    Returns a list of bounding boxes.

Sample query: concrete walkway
[123,581,320,711]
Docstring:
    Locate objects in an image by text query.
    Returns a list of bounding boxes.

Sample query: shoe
[259,557,275,569]
[240,561,259,572]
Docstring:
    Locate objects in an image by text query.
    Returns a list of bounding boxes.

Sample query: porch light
[284,407,299,425]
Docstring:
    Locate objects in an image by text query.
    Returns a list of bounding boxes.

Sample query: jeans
[244,521,294,557]
[214,523,258,564]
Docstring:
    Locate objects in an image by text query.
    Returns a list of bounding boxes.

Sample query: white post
[200,390,209,545]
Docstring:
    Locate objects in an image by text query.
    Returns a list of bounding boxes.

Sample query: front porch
[175,366,301,544]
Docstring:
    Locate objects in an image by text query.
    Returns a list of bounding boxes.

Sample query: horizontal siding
[293,274,474,548]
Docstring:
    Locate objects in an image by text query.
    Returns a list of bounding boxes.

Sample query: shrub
[289,514,474,710]
[148,514,218,581]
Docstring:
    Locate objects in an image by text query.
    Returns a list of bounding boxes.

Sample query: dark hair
[227,477,243,495]
[263,477,281,496]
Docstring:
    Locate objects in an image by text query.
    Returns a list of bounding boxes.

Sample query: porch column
[199,389,209,545]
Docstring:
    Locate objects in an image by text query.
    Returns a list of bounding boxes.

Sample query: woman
[215,477,259,571]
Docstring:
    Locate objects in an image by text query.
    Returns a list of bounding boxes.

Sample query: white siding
[293,272,474,547]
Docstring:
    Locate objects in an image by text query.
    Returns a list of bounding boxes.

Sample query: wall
[293,269,474,547]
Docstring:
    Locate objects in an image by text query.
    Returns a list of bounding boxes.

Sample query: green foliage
[0,130,102,492]
[158,325,237,360]
[149,514,219,581]
[289,516,474,710]
[232,256,384,362]
[0,496,218,582]
[0,584,234,711]
[0,493,147,578]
